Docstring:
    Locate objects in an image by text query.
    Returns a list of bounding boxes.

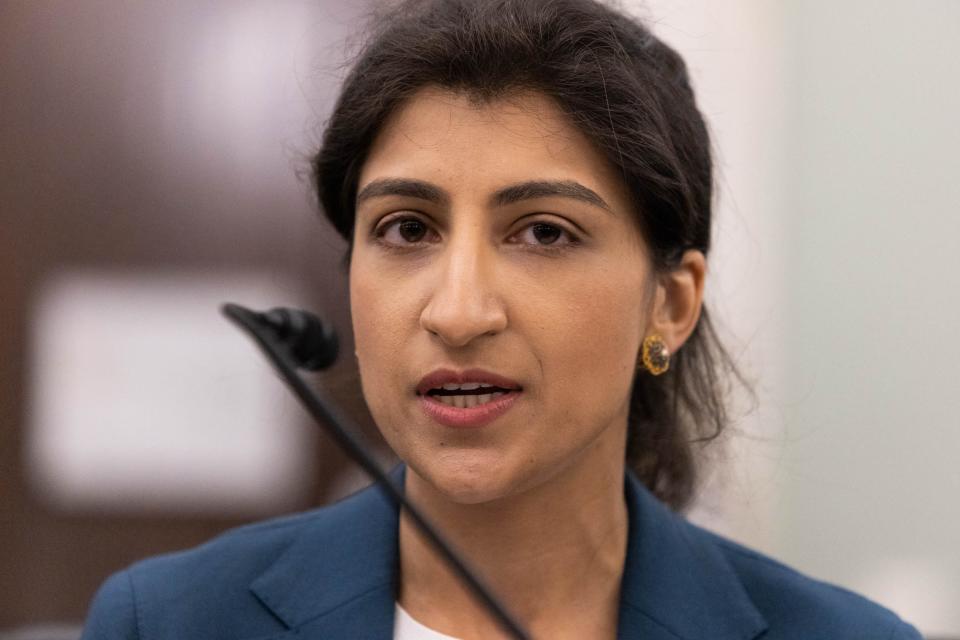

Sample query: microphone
[221,303,530,640]
[252,307,338,371]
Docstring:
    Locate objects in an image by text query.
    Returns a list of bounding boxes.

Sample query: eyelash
[372,215,582,253]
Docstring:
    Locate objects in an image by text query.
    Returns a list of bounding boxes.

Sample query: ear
[647,249,707,354]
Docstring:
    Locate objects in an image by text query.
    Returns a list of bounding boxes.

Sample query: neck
[398,442,629,639]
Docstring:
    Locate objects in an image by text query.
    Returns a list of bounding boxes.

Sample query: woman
[82,0,922,638]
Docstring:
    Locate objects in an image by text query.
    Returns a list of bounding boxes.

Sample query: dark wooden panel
[0,0,384,626]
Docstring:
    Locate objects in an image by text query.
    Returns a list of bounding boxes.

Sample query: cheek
[349,262,435,465]
[349,265,409,404]
[524,266,645,431]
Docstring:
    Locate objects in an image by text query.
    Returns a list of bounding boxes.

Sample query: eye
[374,216,435,247]
[512,221,580,248]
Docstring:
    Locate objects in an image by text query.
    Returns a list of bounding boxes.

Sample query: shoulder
[690,523,923,639]
[80,486,378,640]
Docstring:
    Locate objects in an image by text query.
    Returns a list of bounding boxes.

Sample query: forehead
[375,86,579,150]
[359,86,631,208]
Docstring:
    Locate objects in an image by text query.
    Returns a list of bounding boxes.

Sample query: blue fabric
[81,467,923,639]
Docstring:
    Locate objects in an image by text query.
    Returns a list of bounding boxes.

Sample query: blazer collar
[617,472,767,639]
[248,465,402,638]
[249,466,767,640]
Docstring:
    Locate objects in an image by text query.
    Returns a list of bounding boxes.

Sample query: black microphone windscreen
[261,307,339,371]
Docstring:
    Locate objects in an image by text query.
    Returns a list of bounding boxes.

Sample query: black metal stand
[222,303,529,640]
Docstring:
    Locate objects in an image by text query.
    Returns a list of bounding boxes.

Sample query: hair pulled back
[313,0,746,510]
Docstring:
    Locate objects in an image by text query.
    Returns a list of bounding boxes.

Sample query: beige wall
[638,1,960,635]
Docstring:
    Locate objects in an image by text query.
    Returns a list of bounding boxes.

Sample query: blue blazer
[82,467,922,639]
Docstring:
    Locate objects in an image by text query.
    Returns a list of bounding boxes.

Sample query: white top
[394,602,462,640]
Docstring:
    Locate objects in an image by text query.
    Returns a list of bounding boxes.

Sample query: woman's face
[350,86,654,505]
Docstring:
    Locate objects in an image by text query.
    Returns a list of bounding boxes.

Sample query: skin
[350,86,706,639]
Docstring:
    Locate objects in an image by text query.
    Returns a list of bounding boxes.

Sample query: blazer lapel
[617,472,768,640]
[248,467,404,639]
[246,465,767,640]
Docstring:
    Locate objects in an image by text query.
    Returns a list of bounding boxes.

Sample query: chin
[410,449,526,506]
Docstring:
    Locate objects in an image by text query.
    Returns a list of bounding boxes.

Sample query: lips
[416,368,522,396]
[415,368,524,429]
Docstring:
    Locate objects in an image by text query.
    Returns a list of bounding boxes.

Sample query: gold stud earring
[640,333,670,376]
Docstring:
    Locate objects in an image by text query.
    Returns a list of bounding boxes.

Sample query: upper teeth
[440,382,495,391]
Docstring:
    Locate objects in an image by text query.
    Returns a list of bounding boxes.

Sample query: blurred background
[1,0,957,637]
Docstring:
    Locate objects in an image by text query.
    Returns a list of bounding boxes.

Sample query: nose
[419,233,507,348]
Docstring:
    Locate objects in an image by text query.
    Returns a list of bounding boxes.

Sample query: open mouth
[418,384,523,428]
[424,384,516,408]
[415,370,524,426]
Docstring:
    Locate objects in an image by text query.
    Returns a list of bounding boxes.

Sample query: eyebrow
[355,177,613,213]
[356,178,450,208]
[491,180,612,212]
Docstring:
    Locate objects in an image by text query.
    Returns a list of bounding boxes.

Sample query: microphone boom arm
[221,303,530,640]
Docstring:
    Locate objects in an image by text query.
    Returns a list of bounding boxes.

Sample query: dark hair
[313,0,751,510]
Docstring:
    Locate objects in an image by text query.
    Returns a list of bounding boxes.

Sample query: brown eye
[531,223,562,245]
[513,221,579,248]
[375,216,433,247]
[398,219,427,243]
